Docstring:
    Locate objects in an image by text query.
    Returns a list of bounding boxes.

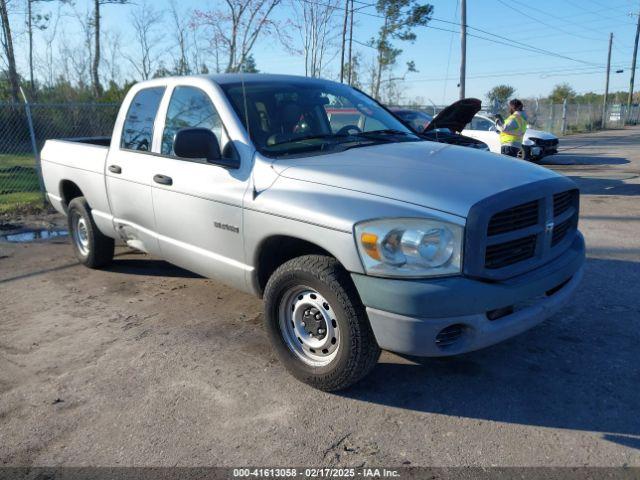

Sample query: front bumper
[352,232,585,357]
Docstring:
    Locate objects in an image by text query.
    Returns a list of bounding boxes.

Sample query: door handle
[108,165,122,174]
[153,174,173,186]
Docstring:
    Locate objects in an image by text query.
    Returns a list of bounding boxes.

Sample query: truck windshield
[220,79,420,157]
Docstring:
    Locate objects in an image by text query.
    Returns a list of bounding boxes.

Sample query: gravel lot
[1,127,639,467]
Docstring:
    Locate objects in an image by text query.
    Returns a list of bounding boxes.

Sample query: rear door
[148,84,251,290]
[105,86,165,254]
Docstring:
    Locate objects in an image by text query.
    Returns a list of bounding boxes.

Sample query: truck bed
[40,138,113,234]
[62,136,112,147]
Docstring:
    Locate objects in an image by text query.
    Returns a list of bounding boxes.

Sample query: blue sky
[18,0,640,104]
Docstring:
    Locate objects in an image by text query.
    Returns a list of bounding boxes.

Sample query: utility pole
[347,0,354,85]
[459,0,467,99]
[603,32,613,129]
[627,9,640,124]
[339,0,349,83]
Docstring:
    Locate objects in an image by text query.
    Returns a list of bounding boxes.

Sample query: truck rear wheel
[67,197,114,268]
[263,255,380,391]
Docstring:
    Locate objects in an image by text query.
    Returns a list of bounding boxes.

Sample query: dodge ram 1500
[41,74,585,391]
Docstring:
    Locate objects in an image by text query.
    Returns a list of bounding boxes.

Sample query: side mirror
[174,128,238,168]
[489,125,498,132]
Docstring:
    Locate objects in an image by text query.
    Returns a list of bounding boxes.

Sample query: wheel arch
[59,180,85,212]
[254,235,345,296]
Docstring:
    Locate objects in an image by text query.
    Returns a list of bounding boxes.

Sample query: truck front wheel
[67,197,114,268]
[263,255,380,391]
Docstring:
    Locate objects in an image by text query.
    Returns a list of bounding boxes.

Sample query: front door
[149,85,251,290]
[105,86,165,254]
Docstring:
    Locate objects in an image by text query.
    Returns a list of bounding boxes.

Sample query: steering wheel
[336,124,362,136]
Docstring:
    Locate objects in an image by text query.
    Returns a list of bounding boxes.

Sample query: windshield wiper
[356,129,414,137]
[267,129,413,148]
[267,133,349,147]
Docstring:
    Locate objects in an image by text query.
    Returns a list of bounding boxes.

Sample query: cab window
[120,87,165,151]
[162,86,223,156]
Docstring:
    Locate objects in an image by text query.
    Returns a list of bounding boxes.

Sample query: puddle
[0,229,68,243]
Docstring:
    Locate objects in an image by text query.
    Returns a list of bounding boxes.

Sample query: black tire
[263,255,380,391]
[67,196,114,268]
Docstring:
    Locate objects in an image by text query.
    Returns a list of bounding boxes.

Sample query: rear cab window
[120,87,165,151]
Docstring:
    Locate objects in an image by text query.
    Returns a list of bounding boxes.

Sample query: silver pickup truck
[41,74,585,391]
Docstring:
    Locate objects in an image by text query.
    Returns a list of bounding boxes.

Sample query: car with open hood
[463,113,559,160]
[391,99,490,151]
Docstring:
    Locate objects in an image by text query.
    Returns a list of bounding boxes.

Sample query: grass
[0,153,45,214]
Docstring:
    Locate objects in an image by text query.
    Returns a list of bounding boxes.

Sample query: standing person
[498,99,528,158]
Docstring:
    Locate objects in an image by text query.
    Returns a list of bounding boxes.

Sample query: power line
[297,0,607,67]
[563,0,638,27]
[495,0,606,42]
[441,0,459,104]
[384,63,626,84]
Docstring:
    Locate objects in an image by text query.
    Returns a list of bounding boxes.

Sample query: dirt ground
[1,127,639,467]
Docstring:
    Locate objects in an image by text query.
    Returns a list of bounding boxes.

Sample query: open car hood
[423,98,482,134]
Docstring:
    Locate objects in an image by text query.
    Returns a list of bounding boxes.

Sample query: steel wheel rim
[72,213,90,256]
[278,286,340,367]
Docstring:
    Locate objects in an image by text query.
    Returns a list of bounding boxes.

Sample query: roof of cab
[133,73,337,88]
[204,73,336,85]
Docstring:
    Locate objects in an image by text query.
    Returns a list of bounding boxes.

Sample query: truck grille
[487,200,539,236]
[485,235,537,269]
[552,217,574,246]
[465,179,580,281]
[553,190,577,216]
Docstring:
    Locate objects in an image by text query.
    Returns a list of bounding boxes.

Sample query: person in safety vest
[498,99,528,158]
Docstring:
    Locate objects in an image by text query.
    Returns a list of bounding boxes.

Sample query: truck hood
[272,141,559,218]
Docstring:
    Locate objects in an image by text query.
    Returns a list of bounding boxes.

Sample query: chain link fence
[395,102,640,135]
[0,102,119,215]
[527,102,640,134]
[1,100,639,216]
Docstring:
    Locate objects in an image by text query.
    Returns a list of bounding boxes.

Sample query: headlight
[355,218,463,278]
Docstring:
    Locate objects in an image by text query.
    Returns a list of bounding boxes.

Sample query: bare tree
[102,30,122,85]
[0,0,19,101]
[125,1,164,80]
[190,25,208,74]
[27,0,70,93]
[35,0,64,87]
[91,0,129,97]
[169,1,190,75]
[193,0,282,73]
[57,6,95,87]
[344,51,362,89]
[290,0,340,78]
[59,10,92,87]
